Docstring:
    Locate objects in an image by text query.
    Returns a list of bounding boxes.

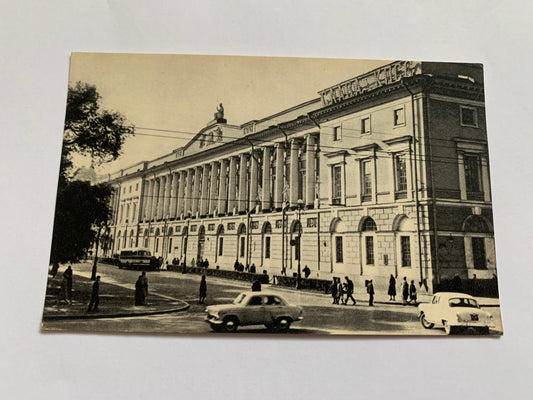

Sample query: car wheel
[420,313,434,329]
[209,323,223,333]
[264,322,275,331]
[275,317,292,333]
[222,316,239,333]
[443,321,455,335]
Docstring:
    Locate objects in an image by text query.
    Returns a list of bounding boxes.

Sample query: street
[43,262,503,336]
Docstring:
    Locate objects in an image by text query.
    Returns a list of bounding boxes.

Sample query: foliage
[49,82,133,264]
[50,181,112,264]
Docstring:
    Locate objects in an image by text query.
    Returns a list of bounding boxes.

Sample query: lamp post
[183,210,191,267]
[296,198,304,289]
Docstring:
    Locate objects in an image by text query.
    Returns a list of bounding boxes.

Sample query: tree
[49,82,134,270]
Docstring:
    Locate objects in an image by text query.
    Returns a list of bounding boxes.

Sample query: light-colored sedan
[418,292,495,335]
[205,291,304,333]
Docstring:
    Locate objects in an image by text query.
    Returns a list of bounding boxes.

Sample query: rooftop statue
[214,103,224,120]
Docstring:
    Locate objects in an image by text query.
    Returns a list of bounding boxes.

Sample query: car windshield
[448,297,479,308]
[233,294,247,305]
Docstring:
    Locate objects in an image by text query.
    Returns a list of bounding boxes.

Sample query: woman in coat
[388,274,396,301]
[199,275,207,304]
[409,280,417,305]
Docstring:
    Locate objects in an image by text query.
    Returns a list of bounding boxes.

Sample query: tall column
[274,143,285,210]
[200,164,211,217]
[228,156,237,214]
[249,151,259,212]
[151,178,159,221]
[176,171,185,218]
[170,172,178,219]
[209,161,219,216]
[144,180,152,221]
[192,166,201,216]
[157,176,166,220]
[289,139,300,207]
[163,174,172,218]
[184,169,193,217]
[238,153,248,214]
[262,147,271,212]
[305,134,316,208]
[217,159,228,215]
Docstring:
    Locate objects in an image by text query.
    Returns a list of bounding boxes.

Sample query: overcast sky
[67,53,390,175]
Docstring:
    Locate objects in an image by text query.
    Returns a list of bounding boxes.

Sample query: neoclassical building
[100,60,497,294]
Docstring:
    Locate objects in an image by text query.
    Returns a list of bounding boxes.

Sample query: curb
[42,302,190,322]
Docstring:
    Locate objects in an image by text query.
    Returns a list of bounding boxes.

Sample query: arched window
[262,222,272,260]
[361,217,377,265]
[237,223,246,259]
[216,225,225,260]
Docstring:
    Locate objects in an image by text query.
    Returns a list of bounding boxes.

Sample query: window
[132,203,137,222]
[472,237,487,269]
[361,117,371,134]
[365,236,374,265]
[265,237,271,259]
[294,237,301,260]
[335,236,343,263]
[394,108,405,126]
[218,237,224,256]
[361,160,372,202]
[168,238,172,254]
[460,106,478,127]
[400,236,411,267]
[395,154,408,198]
[135,183,139,191]
[464,154,483,200]
[333,126,342,141]
[129,185,132,193]
[240,237,245,258]
[332,165,343,205]
[155,238,159,253]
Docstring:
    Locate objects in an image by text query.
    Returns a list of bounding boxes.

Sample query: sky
[67,53,390,175]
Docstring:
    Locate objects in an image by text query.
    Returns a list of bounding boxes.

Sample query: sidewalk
[41,272,189,322]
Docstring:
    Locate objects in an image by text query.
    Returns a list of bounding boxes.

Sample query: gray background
[1,1,531,399]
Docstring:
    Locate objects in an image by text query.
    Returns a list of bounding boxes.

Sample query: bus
[118,248,157,270]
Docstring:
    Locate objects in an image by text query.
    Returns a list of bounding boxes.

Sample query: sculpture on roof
[214,103,224,120]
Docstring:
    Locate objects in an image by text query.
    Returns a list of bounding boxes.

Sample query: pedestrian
[141,271,149,300]
[199,275,207,304]
[204,258,209,269]
[337,278,345,305]
[250,263,256,274]
[471,273,478,296]
[234,259,239,271]
[388,274,396,301]
[135,275,145,305]
[330,278,338,304]
[251,279,262,292]
[344,276,356,305]
[409,280,417,305]
[367,279,375,306]
[63,265,73,304]
[303,265,311,279]
[56,275,69,306]
[190,257,195,268]
[87,276,100,312]
[402,277,409,305]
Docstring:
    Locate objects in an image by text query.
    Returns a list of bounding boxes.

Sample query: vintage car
[418,292,495,335]
[205,291,303,333]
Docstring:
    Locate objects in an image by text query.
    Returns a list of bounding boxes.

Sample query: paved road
[43,262,502,336]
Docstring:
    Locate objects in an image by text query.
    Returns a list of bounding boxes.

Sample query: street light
[296,198,304,289]
[183,210,191,267]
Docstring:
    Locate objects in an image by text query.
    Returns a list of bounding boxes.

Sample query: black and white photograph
[41,54,503,336]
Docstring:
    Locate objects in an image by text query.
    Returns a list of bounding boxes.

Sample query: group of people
[233,260,257,274]
[387,275,417,305]
[330,276,357,305]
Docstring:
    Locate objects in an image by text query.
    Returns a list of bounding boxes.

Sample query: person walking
[87,276,100,312]
[388,274,396,301]
[199,275,207,304]
[141,271,148,301]
[337,277,345,305]
[135,275,145,306]
[344,276,356,305]
[63,265,73,305]
[330,278,338,304]
[56,275,69,306]
[409,280,417,305]
[402,277,409,305]
[367,279,375,306]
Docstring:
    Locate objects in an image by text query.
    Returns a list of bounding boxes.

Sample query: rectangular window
[332,165,342,204]
[362,160,372,202]
[265,237,271,259]
[460,106,478,127]
[168,238,172,254]
[294,237,300,260]
[135,183,139,191]
[365,236,374,265]
[129,185,132,193]
[472,237,487,269]
[155,238,159,253]
[400,236,411,267]
[218,237,224,256]
[395,154,408,197]
[335,236,343,263]
[361,117,371,134]
[464,154,483,199]
[333,126,341,141]
[394,108,405,126]
[240,237,245,258]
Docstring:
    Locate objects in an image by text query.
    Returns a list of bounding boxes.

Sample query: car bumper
[205,315,223,325]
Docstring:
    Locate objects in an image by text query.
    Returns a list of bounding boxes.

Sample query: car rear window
[448,298,479,308]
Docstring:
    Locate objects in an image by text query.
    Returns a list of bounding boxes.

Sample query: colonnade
[139,134,317,222]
